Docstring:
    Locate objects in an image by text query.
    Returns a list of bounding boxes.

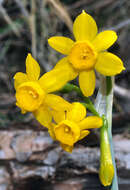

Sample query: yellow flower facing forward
[14,53,72,127]
[48,10,125,97]
[48,102,103,152]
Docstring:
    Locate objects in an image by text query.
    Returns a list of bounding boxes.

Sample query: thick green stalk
[106,77,118,190]
[95,75,118,190]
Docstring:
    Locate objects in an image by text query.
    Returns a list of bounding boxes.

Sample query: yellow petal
[14,72,28,90]
[26,53,40,80]
[39,69,68,93]
[95,52,125,76]
[79,130,90,140]
[48,123,56,140]
[54,57,78,80]
[79,116,103,130]
[48,36,74,55]
[51,110,65,124]
[39,58,78,93]
[79,70,96,97]
[73,10,98,41]
[45,94,71,111]
[33,105,52,128]
[92,31,117,52]
[60,143,73,153]
[67,102,86,122]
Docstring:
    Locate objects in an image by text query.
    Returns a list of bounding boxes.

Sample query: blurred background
[0,0,130,189]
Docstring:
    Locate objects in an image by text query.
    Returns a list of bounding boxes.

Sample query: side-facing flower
[14,53,71,127]
[48,102,103,152]
[48,10,125,97]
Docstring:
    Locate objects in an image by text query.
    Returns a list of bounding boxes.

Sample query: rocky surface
[0,128,130,190]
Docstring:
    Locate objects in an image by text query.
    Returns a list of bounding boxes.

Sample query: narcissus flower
[48,10,125,97]
[48,102,103,152]
[14,53,71,127]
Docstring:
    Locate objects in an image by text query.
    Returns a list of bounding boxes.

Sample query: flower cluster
[14,10,125,153]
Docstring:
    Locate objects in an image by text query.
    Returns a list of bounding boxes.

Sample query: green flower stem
[60,83,99,116]
[82,102,99,116]
[95,75,118,190]
[60,83,90,103]
[60,83,81,94]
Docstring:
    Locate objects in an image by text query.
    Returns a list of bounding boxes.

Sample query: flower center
[64,126,70,133]
[28,90,38,98]
[16,81,45,112]
[68,42,97,71]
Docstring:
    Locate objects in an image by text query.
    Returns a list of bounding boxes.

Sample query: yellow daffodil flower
[48,10,125,97]
[14,53,71,127]
[48,102,103,152]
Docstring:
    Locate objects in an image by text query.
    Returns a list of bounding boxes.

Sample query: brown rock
[0,166,13,190]
[0,130,53,161]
